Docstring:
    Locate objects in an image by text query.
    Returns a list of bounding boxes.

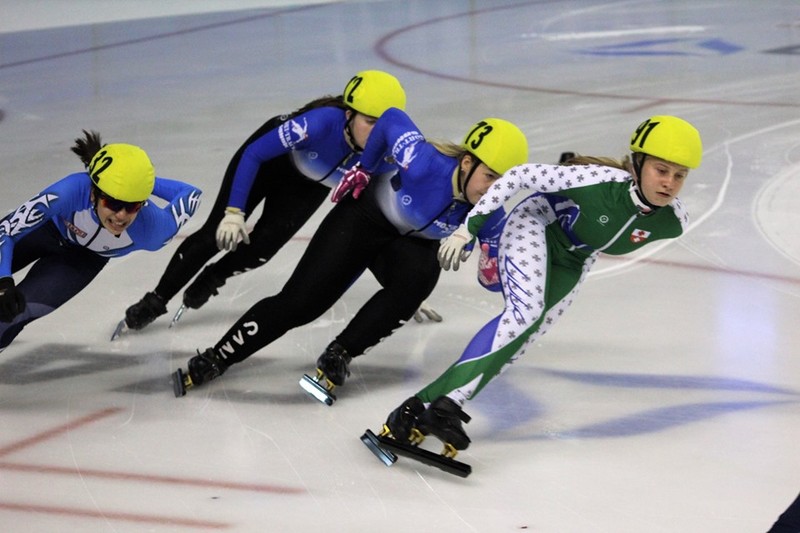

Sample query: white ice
[0,1,798,532]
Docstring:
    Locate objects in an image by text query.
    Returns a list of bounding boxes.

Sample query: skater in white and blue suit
[0,132,201,351]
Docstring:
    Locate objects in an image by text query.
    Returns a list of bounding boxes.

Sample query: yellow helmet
[343,70,406,118]
[630,115,702,169]
[462,118,529,175]
[88,143,155,202]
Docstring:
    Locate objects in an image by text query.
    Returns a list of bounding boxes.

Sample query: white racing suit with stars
[417,162,688,405]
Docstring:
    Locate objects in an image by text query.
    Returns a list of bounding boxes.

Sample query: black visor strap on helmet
[631,152,660,212]
[459,154,480,199]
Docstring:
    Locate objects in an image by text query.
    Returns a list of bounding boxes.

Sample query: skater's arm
[0,174,85,276]
[358,107,424,174]
[127,178,202,252]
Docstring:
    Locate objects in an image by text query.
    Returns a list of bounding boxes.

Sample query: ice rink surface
[1,1,799,531]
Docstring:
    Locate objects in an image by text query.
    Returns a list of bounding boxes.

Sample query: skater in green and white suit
[381,115,704,453]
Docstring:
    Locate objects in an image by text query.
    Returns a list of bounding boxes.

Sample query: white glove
[413,300,443,323]
[216,207,250,251]
[438,224,474,271]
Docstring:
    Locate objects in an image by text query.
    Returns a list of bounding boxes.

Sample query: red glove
[477,243,500,291]
[0,277,25,323]
[331,163,371,203]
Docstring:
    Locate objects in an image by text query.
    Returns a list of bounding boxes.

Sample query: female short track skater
[0,131,201,351]
[375,115,703,459]
[123,70,408,330]
[173,107,528,399]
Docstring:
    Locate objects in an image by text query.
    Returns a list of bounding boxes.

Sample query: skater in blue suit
[0,131,201,350]
[173,107,529,401]
[123,70,409,330]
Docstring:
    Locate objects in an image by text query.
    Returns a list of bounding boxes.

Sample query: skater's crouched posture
[378,115,703,458]
[123,70,407,331]
[173,108,529,398]
[0,131,201,351]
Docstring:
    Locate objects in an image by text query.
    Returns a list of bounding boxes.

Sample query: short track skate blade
[299,374,335,406]
[369,430,471,478]
[169,304,186,329]
[360,429,397,466]
[110,319,128,341]
[172,369,188,398]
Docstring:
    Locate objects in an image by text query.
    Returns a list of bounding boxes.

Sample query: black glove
[0,277,26,322]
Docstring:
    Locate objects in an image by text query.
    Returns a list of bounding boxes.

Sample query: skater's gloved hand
[438,224,474,271]
[413,300,443,323]
[0,277,26,323]
[331,163,371,203]
[216,207,249,251]
[477,243,500,291]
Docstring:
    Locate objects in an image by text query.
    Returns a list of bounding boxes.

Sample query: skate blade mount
[172,368,192,397]
[299,372,336,406]
[360,429,471,478]
[169,304,186,329]
[361,429,397,466]
[110,319,128,341]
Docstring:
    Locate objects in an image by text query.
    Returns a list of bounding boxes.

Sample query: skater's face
[92,190,143,236]
[460,154,501,205]
[346,110,378,150]
[638,156,689,207]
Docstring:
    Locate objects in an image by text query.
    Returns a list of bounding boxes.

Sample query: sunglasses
[97,192,145,214]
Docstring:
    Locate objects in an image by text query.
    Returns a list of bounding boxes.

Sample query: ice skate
[123,291,167,330]
[113,291,167,339]
[299,341,351,406]
[382,396,426,444]
[360,396,472,477]
[110,319,128,341]
[182,265,225,310]
[168,303,186,328]
[416,396,472,454]
[172,347,228,397]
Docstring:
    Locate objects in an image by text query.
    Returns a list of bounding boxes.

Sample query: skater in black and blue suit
[174,107,529,401]
[123,70,409,330]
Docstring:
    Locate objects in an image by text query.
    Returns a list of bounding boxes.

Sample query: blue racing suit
[0,172,201,349]
[202,107,488,371]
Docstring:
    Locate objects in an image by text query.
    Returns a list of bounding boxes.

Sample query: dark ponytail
[70,130,104,168]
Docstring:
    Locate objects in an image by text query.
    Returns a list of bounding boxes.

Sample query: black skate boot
[125,291,167,330]
[361,395,473,476]
[316,341,352,387]
[382,396,426,444]
[416,396,472,454]
[299,342,352,405]
[173,347,228,397]
[182,265,225,309]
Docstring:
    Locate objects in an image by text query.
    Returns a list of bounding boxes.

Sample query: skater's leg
[147,117,287,304]
[126,120,288,328]
[183,168,328,308]
[416,209,593,405]
[769,491,800,532]
[194,200,386,376]
[332,235,440,357]
[212,172,328,278]
[1,224,107,349]
[395,206,593,449]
